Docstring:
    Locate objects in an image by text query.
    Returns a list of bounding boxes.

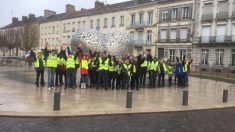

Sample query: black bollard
[222,90,228,103]
[53,92,61,111]
[182,90,188,106]
[126,90,132,108]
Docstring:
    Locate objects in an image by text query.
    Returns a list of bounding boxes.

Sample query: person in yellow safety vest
[57,55,67,86]
[46,49,57,91]
[89,56,99,88]
[167,62,173,86]
[97,52,110,90]
[31,50,45,87]
[115,59,123,90]
[65,53,75,89]
[158,59,168,87]
[130,58,140,90]
[80,55,89,89]
[55,49,67,87]
[108,55,116,90]
[148,57,159,87]
[140,57,148,86]
[183,59,189,87]
[122,59,132,90]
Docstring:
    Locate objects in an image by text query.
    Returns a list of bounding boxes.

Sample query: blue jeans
[97,70,108,89]
[66,69,74,88]
[48,68,55,87]
[72,68,78,86]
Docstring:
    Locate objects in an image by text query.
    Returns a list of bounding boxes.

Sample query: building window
[90,20,93,29]
[131,14,135,27]
[232,24,235,42]
[158,48,164,59]
[201,26,211,43]
[120,16,124,27]
[83,21,86,27]
[111,17,115,27]
[162,9,168,21]
[52,26,55,34]
[172,8,178,20]
[139,13,144,26]
[138,31,143,45]
[130,31,135,45]
[67,23,70,32]
[72,22,75,32]
[180,49,186,61]
[160,29,167,41]
[182,6,189,19]
[96,19,100,31]
[170,28,177,41]
[216,25,226,42]
[77,21,80,29]
[215,49,224,66]
[201,49,209,65]
[48,26,51,34]
[147,12,153,26]
[203,3,213,14]
[146,30,152,45]
[63,24,66,33]
[180,28,188,41]
[232,50,235,66]
[218,1,228,13]
[169,49,175,62]
[104,18,108,28]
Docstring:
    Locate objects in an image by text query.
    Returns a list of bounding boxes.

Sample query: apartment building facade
[193,0,235,67]
[156,0,195,61]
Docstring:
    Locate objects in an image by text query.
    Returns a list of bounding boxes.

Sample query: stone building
[156,0,195,61]
[192,0,235,68]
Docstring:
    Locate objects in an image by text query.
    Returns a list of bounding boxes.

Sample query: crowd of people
[30,43,193,91]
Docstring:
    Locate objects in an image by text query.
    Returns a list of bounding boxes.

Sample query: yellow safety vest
[99,58,109,71]
[158,63,168,72]
[183,62,188,73]
[66,57,75,69]
[75,58,80,65]
[141,60,148,68]
[168,65,173,75]
[57,58,65,65]
[123,64,132,76]
[46,55,57,68]
[109,61,115,72]
[149,61,159,71]
[133,65,136,73]
[35,58,45,68]
[81,59,88,70]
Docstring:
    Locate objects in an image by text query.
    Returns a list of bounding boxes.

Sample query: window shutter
[168,9,172,20]
[188,5,192,19]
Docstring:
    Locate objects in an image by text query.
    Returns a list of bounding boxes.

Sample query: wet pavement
[0,66,235,117]
[1,107,235,132]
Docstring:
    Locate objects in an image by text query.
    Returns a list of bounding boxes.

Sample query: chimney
[95,0,105,8]
[66,4,76,16]
[44,10,56,18]
[12,17,18,23]
[28,14,36,20]
[22,16,28,23]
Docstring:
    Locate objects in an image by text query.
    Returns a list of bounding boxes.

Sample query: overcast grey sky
[0,0,129,28]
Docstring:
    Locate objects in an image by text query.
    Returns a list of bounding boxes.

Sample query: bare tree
[20,25,39,52]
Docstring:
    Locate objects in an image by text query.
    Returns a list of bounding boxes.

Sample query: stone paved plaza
[0,66,235,117]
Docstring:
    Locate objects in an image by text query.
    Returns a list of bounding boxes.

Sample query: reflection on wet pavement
[0,66,235,117]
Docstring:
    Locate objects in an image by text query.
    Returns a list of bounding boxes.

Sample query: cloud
[0,0,129,28]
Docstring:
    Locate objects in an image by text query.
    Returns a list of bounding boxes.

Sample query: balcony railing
[193,36,235,43]
[232,36,235,42]
[129,21,146,29]
[232,11,235,19]
[201,13,213,22]
[216,36,225,42]
[216,12,228,20]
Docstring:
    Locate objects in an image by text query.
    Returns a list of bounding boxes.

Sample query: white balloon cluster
[71,28,131,56]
